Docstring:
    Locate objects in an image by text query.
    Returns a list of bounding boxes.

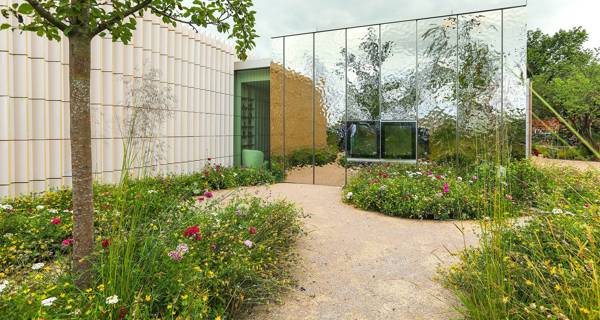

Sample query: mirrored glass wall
[271,6,528,185]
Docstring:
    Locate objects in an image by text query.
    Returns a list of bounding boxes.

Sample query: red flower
[194,234,202,241]
[248,226,257,235]
[62,238,74,247]
[203,191,213,198]
[207,157,212,161]
[101,239,110,248]
[51,217,61,225]
[183,225,200,237]
[196,196,205,204]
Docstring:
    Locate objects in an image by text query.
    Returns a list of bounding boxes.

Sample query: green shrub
[282,147,338,168]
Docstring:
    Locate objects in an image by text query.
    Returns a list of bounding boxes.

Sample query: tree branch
[90,0,153,37]
[147,6,198,32]
[25,0,69,31]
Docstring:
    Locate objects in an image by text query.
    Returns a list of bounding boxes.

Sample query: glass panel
[503,7,527,161]
[381,21,417,121]
[284,34,314,184]
[382,122,416,159]
[457,11,502,165]
[314,30,346,186]
[347,26,380,121]
[417,17,458,164]
[235,69,270,167]
[347,121,379,159]
[270,38,284,176]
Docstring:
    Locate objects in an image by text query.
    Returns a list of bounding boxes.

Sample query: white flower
[31,262,45,270]
[147,189,157,194]
[176,243,189,254]
[106,295,119,305]
[0,204,13,211]
[36,205,45,210]
[48,209,58,214]
[0,280,8,293]
[552,208,563,215]
[346,192,353,200]
[244,240,254,248]
[41,297,57,306]
[457,176,463,181]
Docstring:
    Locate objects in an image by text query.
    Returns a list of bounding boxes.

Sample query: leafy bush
[0,164,301,319]
[278,147,338,169]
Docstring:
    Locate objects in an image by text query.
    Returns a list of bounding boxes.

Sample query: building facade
[0,9,235,197]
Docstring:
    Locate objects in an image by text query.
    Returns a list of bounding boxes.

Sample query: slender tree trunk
[69,35,94,287]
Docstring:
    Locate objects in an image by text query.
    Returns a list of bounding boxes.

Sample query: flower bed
[437,164,599,319]
[442,206,599,319]
[344,161,545,219]
[0,164,302,319]
[342,160,597,220]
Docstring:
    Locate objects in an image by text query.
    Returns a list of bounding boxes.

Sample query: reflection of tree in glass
[422,15,500,123]
[338,27,389,120]
[420,15,502,163]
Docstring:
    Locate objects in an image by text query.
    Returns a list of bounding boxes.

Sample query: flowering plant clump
[342,160,593,220]
[438,162,600,319]
[0,169,301,319]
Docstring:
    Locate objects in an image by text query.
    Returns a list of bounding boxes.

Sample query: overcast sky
[243,0,599,59]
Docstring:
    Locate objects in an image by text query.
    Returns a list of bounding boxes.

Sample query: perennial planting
[0,163,302,319]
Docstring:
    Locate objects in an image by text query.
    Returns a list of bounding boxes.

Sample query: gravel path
[221,183,479,320]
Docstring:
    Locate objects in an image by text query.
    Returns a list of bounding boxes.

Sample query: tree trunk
[69,35,94,288]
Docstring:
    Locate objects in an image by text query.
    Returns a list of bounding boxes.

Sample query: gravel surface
[219,183,479,320]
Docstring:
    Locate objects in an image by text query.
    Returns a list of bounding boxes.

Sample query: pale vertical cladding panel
[47,39,62,189]
[0,16,234,197]
[181,30,189,173]
[102,35,114,183]
[0,5,9,196]
[12,23,28,195]
[29,34,47,193]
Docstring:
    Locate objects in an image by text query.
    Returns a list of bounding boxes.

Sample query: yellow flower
[502,297,509,304]
[554,284,561,291]
[145,295,151,302]
[182,294,188,300]
[215,316,221,320]
[202,295,208,302]
[97,284,104,291]
[525,280,533,286]
[85,288,93,293]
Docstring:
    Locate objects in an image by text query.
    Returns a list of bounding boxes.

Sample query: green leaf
[17,3,34,15]
[0,23,10,30]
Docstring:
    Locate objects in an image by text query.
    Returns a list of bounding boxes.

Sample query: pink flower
[62,238,74,247]
[168,250,182,261]
[248,226,257,235]
[51,217,61,225]
[203,191,213,198]
[196,196,205,204]
[443,183,449,193]
[243,240,254,248]
[471,175,478,181]
[505,194,513,201]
